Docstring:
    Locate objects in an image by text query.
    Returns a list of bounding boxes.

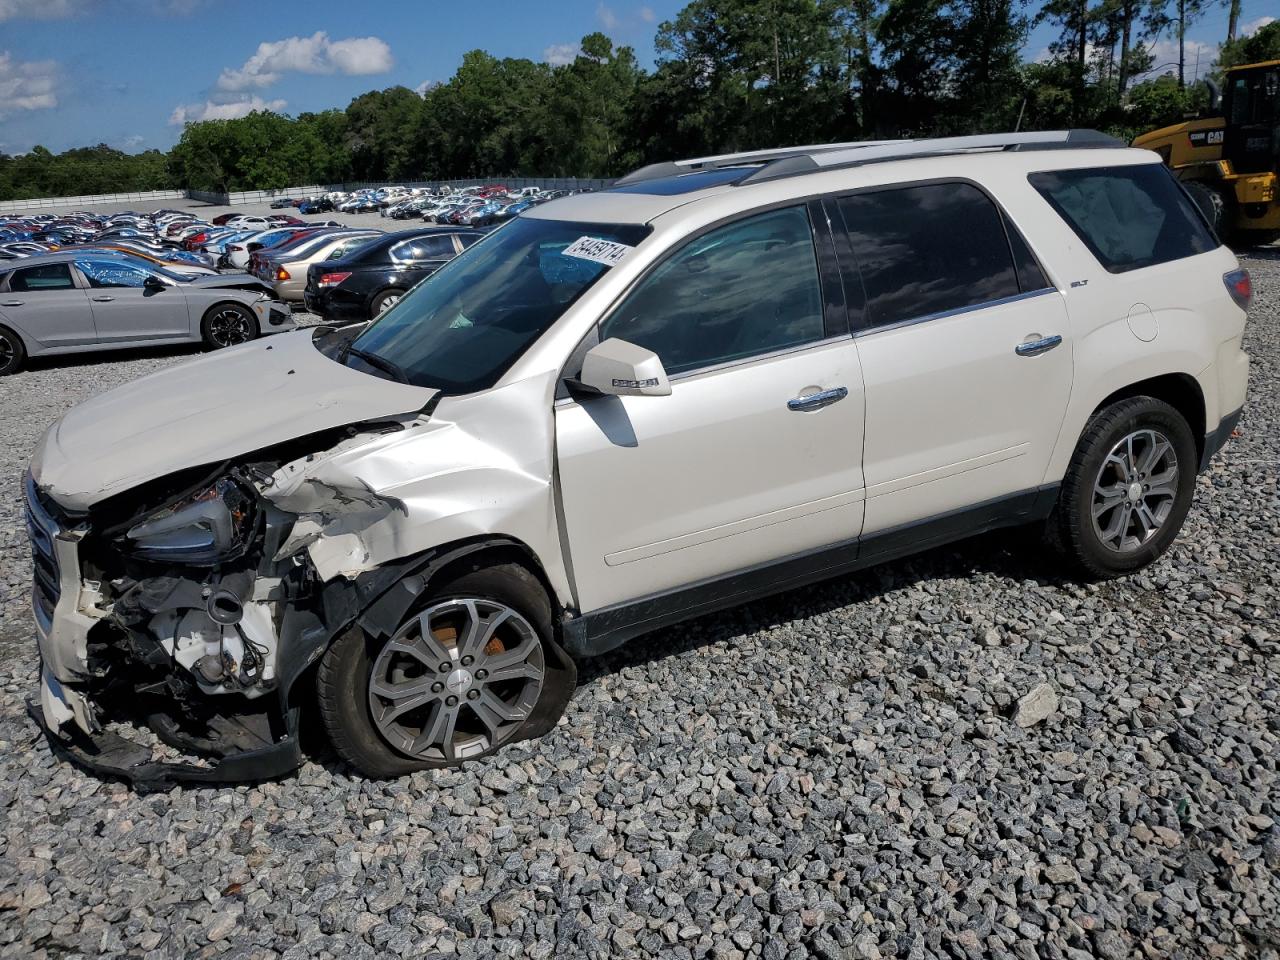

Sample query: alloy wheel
[1090,429,1179,553]
[377,293,401,314]
[207,307,253,347]
[368,598,545,762]
[0,335,15,374]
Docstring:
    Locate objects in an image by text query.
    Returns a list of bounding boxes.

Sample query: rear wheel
[0,325,26,376]
[200,302,259,349]
[317,563,576,777]
[1050,397,1198,579]
[1182,181,1230,241]
[371,288,405,318]
[1236,229,1280,249]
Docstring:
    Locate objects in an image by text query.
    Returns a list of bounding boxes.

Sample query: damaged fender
[260,371,574,607]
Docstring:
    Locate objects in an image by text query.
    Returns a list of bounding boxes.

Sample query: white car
[25,131,1250,782]
[225,215,271,230]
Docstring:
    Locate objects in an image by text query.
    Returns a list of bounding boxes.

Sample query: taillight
[319,271,351,287]
[276,267,290,281]
[1223,269,1252,312]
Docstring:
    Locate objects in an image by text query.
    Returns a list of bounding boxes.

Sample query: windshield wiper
[345,345,409,384]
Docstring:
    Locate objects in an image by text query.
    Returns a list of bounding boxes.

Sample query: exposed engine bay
[25,412,439,783]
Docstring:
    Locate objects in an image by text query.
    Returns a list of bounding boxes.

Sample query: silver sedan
[0,250,295,375]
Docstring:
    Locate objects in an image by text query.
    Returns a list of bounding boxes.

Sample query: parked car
[0,251,294,374]
[304,227,480,322]
[259,231,383,303]
[21,132,1252,784]
[270,197,297,209]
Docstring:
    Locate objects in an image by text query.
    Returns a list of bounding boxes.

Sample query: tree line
[3,1,1278,201]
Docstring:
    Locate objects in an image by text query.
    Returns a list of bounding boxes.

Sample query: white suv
[26,131,1251,782]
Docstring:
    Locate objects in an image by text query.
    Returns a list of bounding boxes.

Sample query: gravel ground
[0,254,1277,960]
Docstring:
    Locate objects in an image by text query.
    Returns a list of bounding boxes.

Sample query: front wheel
[1050,397,1198,579]
[317,563,576,777]
[201,302,259,349]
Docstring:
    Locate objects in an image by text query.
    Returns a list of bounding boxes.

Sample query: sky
[0,0,1275,157]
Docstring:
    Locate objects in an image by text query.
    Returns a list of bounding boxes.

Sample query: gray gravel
[1,255,1278,959]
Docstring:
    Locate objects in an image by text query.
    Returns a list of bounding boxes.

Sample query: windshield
[345,217,650,392]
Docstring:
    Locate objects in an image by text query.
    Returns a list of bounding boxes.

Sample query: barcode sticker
[562,236,634,267]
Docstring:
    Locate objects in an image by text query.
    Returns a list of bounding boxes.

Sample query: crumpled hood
[31,330,438,510]
[179,274,274,294]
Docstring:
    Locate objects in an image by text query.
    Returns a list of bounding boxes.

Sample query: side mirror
[143,275,166,293]
[574,338,672,397]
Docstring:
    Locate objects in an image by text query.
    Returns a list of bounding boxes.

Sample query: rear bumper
[1200,405,1243,471]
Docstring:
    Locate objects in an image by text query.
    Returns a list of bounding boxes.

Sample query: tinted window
[392,235,456,261]
[1003,213,1050,293]
[600,206,824,376]
[839,183,1020,328]
[1029,164,1216,273]
[10,263,75,292]
[76,259,151,288]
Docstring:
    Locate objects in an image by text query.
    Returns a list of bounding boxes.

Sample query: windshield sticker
[562,236,634,267]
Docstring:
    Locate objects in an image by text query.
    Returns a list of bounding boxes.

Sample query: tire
[1049,397,1198,579]
[317,562,577,778]
[200,302,259,349]
[1236,229,1280,249]
[1182,181,1230,241]
[0,325,26,376]
[371,289,405,318]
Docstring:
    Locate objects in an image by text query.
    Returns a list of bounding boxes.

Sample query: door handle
[1015,334,1062,357]
[91,296,115,302]
[1,300,23,307]
[788,386,848,412]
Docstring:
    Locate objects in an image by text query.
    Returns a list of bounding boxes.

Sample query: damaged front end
[25,451,337,785]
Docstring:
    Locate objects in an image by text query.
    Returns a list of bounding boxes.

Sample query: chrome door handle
[91,296,115,302]
[788,386,848,412]
[1015,334,1062,357]
[1,300,23,307]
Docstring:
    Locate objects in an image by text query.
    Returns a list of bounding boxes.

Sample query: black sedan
[303,227,481,323]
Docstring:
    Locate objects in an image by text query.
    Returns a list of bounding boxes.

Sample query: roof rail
[612,141,898,186]
[613,130,1125,188]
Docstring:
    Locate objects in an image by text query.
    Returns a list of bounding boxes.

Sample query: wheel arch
[1090,372,1207,464]
[281,534,565,711]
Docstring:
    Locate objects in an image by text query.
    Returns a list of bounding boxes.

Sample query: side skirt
[562,484,1060,658]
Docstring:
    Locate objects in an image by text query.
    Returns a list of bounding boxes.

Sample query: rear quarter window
[1028,164,1216,273]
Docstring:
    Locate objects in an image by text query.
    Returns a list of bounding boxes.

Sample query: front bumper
[27,698,301,787]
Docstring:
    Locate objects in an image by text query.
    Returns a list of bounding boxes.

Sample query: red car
[211,214,236,226]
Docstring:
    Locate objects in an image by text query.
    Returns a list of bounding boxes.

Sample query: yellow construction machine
[1133,60,1279,246]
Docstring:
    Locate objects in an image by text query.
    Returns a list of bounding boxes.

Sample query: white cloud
[169,94,286,126]
[0,51,58,118]
[415,79,441,96]
[544,43,580,66]
[1240,15,1275,37]
[1134,37,1218,82]
[0,0,82,21]
[596,3,620,30]
[120,134,145,149]
[639,5,655,22]
[217,31,393,91]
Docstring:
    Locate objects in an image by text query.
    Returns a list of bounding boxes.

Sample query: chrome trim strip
[853,287,1057,337]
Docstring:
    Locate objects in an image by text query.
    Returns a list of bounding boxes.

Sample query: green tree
[1220,20,1280,69]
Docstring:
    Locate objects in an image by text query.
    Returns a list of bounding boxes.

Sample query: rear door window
[391,235,456,262]
[1028,164,1216,272]
[836,182,1023,329]
[9,263,75,292]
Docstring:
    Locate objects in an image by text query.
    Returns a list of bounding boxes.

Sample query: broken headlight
[124,476,256,565]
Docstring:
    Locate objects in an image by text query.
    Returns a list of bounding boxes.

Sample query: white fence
[4,177,617,212]
[2,189,186,212]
